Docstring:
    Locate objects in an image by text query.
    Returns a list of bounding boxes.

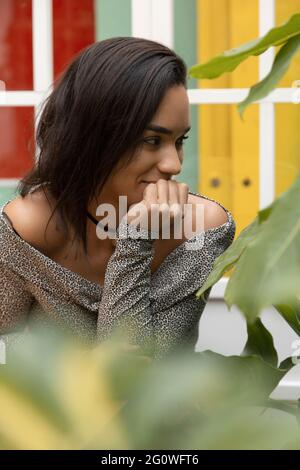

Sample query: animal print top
[0,189,236,361]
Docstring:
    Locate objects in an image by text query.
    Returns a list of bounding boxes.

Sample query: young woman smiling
[0,37,235,360]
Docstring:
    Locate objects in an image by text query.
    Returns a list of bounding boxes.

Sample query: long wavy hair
[17,37,187,254]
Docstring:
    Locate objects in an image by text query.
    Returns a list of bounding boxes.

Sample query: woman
[0,37,235,360]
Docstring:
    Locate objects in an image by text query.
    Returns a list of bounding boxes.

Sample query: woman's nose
[157,150,182,176]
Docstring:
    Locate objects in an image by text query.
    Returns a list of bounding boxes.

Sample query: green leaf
[196,218,260,300]
[120,349,291,449]
[279,356,296,370]
[188,13,300,79]
[0,325,298,450]
[242,318,278,368]
[195,404,299,450]
[274,303,300,337]
[0,326,72,432]
[238,35,300,117]
[195,350,286,401]
[196,195,280,302]
[258,198,277,223]
[225,173,300,321]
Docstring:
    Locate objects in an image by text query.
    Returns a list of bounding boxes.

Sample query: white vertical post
[259,0,275,209]
[32,0,54,160]
[131,0,152,39]
[151,0,174,48]
[131,0,174,49]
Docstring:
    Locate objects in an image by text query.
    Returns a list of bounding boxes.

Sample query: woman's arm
[96,215,236,360]
[0,262,33,334]
[96,221,155,354]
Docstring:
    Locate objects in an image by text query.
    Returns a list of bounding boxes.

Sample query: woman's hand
[125,179,189,237]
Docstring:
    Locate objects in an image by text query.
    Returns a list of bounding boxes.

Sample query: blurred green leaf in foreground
[0,322,299,450]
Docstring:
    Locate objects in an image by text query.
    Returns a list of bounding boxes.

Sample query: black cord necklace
[86,211,108,231]
[86,210,118,235]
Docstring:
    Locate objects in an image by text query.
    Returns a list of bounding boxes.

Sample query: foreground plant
[0,324,299,450]
[189,13,300,116]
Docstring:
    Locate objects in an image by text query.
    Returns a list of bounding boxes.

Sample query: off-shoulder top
[0,189,236,360]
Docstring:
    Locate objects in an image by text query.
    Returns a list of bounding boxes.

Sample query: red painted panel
[0,107,35,178]
[0,0,95,179]
[0,1,33,178]
[53,0,95,79]
[0,0,33,90]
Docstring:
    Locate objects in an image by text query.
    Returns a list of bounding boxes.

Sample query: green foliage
[238,34,300,117]
[197,173,300,323]
[191,12,300,370]
[242,317,278,368]
[275,303,300,337]
[0,325,299,450]
[188,13,300,115]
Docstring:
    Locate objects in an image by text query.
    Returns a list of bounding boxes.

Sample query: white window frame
[0,0,296,299]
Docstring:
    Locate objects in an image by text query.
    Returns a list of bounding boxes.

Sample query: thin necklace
[86,210,116,234]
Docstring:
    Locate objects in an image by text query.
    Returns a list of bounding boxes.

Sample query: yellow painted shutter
[197,0,259,242]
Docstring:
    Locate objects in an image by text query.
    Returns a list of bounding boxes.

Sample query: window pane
[0,107,35,178]
[0,0,33,90]
[53,0,95,79]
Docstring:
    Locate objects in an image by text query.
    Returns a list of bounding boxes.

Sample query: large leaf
[238,35,300,117]
[193,403,298,450]
[0,325,129,450]
[0,325,298,450]
[196,219,259,301]
[196,194,281,301]
[275,303,300,337]
[188,13,300,79]
[225,173,300,322]
[242,318,278,368]
[119,349,296,449]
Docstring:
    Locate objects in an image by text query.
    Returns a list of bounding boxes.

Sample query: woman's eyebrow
[145,124,191,135]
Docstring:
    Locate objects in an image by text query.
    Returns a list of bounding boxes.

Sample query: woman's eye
[143,134,189,148]
[176,135,189,147]
[143,137,160,146]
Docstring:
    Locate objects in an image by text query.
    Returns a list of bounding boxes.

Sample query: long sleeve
[0,262,33,334]
[96,214,236,360]
[96,220,155,354]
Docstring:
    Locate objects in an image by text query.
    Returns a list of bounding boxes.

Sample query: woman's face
[103,85,191,209]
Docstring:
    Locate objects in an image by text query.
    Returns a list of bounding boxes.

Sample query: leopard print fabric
[0,189,236,360]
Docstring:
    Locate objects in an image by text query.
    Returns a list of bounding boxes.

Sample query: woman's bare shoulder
[2,189,65,256]
[188,193,228,230]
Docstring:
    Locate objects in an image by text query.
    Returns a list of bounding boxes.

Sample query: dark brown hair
[17,37,187,254]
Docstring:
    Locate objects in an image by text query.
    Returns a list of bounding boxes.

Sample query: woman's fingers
[156,179,169,205]
[167,180,182,221]
[144,181,158,205]
[168,180,178,205]
[178,182,189,207]
[126,178,190,236]
[178,182,189,219]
